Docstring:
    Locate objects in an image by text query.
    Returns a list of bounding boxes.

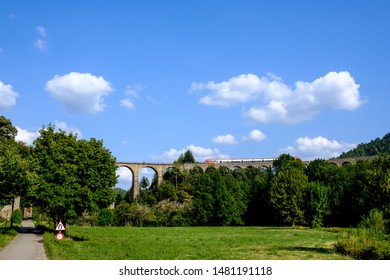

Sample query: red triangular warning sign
[55,221,66,231]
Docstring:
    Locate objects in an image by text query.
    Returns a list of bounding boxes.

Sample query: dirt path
[0,219,47,260]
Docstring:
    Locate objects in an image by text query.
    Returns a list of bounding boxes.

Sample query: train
[204,158,277,164]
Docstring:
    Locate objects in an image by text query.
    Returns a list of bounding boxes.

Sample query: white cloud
[45,72,113,114]
[54,120,82,138]
[125,84,143,98]
[120,98,135,110]
[34,26,47,50]
[279,136,357,160]
[36,26,47,37]
[0,81,19,111]
[120,84,145,110]
[212,134,237,144]
[34,39,47,50]
[15,127,40,145]
[242,129,266,142]
[191,71,363,124]
[153,144,228,163]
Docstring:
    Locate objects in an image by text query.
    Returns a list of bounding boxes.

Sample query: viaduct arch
[116,156,377,200]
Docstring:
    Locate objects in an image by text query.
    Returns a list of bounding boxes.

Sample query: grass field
[43,226,351,260]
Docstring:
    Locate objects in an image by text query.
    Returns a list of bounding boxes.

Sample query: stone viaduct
[116,156,377,200]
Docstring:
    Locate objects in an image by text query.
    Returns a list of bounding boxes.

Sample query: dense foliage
[339,132,390,158]
[31,125,117,225]
[114,153,390,231]
[0,116,34,213]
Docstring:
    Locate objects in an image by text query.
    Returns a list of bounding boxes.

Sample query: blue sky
[1,0,390,188]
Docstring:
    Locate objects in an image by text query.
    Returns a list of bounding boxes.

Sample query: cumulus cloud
[153,144,228,163]
[212,134,237,144]
[45,72,113,114]
[0,81,19,111]
[120,98,135,110]
[242,129,266,142]
[15,127,40,145]
[279,136,357,160]
[191,71,363,124]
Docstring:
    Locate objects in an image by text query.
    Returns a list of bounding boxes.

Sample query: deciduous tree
[31,125,117,225]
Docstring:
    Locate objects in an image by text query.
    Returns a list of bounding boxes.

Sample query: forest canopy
[339,132,390,158]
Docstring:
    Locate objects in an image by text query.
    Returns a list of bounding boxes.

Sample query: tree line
[339,132,390,158]
[115,151,390,229]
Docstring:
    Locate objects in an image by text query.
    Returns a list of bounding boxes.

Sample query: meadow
[43,226,351,260]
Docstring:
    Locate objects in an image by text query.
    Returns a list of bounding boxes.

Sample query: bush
[113,201,132,226]
[12,209,23,225]
[335,228,390,259]
[97,208,114,226]
[359,208,386,233]
[335,209,390,259]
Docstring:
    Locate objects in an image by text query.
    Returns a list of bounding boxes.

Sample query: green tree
[139,176,150,190]
[192,172,215,225]
[305,182,330,228]
[175,149,196,164]
[113,201,132,226]
[0,140,33,222]
[269,167,308,226]
[339,132,390,158]
[31,125,117,225]
[273,154,305,173]
[155,181,177,201]
[364,154,390,219]
[0,116,18,140]
[306,159,349,226]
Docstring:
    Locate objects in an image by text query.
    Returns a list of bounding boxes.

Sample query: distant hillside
[339,132,390,158]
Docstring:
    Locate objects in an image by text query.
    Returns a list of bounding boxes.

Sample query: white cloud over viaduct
[191,71,364,124]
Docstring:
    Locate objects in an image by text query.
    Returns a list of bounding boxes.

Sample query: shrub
[12,209,23,225]
[97,208,114,226]
[335,209,390,259]
[113,201,132,226]
[359,208,386,233]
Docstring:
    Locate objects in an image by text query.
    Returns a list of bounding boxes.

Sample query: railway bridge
[116,156,377,200]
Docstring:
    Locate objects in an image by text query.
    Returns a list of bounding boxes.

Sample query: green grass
[0,227,18,251]
[43,226,351,260]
